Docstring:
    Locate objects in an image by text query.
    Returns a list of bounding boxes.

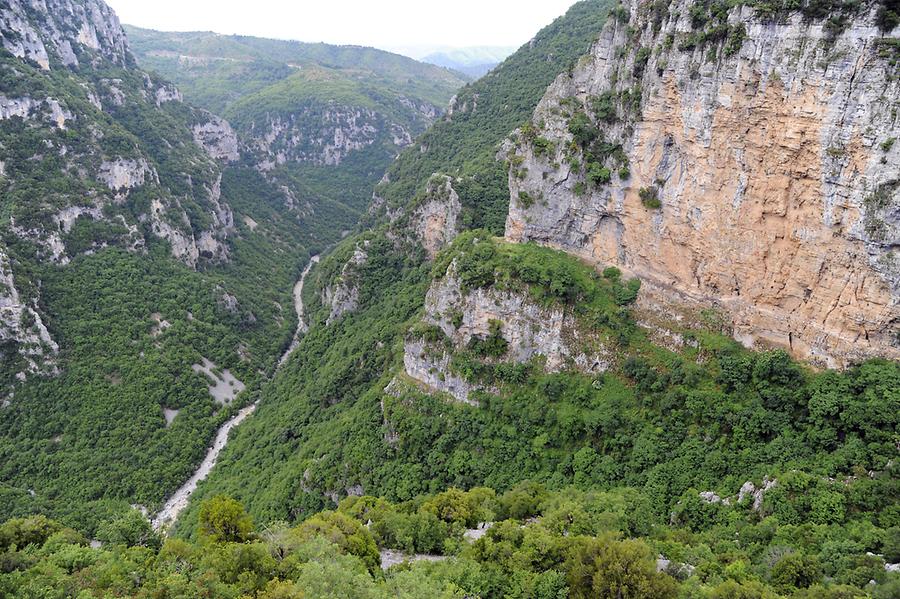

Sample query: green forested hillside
[169,0,624,533]
[152,3,900,595]
[2,0,898,597]
[124,27,467,113]
[3,239,896,598]
[371,0,616,233]
[0,1,353,531]
[125,26,468,216]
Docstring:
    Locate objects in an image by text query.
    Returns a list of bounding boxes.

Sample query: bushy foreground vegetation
[2,481,898,598]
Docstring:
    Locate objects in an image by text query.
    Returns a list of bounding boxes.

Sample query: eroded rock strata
[505,0,900,366]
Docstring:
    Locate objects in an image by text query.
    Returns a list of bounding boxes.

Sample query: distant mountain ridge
[124,26,465,113]
[125,26,467,214]
[420,46,516,78]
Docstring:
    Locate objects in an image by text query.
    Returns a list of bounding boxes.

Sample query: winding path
[152,255,319,532]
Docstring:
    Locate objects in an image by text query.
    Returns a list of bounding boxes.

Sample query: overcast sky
[106,0,579,57]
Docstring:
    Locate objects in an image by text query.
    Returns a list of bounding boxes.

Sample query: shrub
[533,136,555,156]
[639,186,661,209]
[633,47,652,78]
[568,111,598,146]
[592,92,617,123]
[724,24,747,57]
[587,162,612,186]
[602,266,621,281]
[770,552,822,591]
[198,495,254,543]
[468,319,509,358]
[877,0,900,32]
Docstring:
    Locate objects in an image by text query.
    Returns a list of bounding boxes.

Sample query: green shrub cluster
[2,482,898,598]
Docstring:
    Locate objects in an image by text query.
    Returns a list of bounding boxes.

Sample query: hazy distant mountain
[421,46,516,78]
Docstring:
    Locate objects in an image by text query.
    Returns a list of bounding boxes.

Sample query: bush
[468,319,509,358]
[602,266,621,281]
[518,190,536,208]
[198,495,254,543]
[770,552,822,591]
[569,111,599,147]
[587,162,612,186]
[639,186,661,209]
[592,92,617,123]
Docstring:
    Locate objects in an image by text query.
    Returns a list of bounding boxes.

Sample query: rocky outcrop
[402,337,479,404]
[0,0,130,70]
[322,244,368,324]
[249,106,381,167]
[154,84,182,106]
[0,0,239,270]
[402,264,610,403]
[506,0,900,367]
[738,477,778,511]
[149,192,230,268]
[411,175,462,259]
[0,246,58,380]
[98,158,156,192]
[192,114,240,162]
[0,95,72,128]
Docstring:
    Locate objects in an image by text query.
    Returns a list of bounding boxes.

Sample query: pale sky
[106,0,579,58]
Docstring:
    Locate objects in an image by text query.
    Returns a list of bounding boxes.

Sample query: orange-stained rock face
[505,0,899,367]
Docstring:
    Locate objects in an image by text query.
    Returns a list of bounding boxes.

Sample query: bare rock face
[0,0,130,70]
[0,246,58,380]
[148,177,232,268]
[193,113,240,162]
[322,244,369,325]
[154,84,182,106]
[402,263,610,403]
[411,175,462,259]
[250,107,381,168]
[98,158,156,191]
[0,0,238,270]
[506,0,900,367]
[0,95,72,128]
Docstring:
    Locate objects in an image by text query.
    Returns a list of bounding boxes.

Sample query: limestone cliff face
[410,175,462,259]
[0,0,130,70]
[321,243,369,325]
[402,263,610,403]
[247,102,436,170]
[0,245,58,382]
[0,0,238,269]
[192,114,240,163]
[506,0,900,366]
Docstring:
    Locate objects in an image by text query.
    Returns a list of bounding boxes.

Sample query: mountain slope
[124,28,465,113]
[168,0,622,531]
[125,27,468,215]
[179,0,898,562]
[0,0,353,531]
[0,1,898,597]
[369,0,616,234]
